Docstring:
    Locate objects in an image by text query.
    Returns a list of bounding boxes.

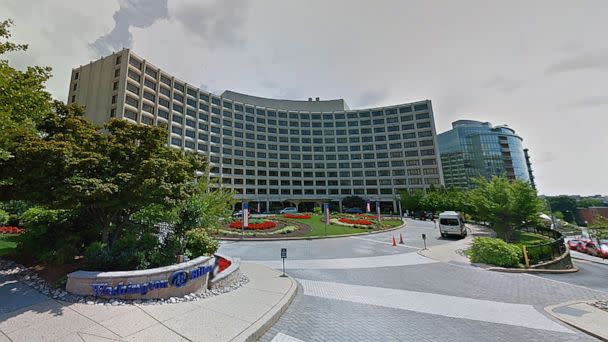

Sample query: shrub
[468,237,523,268]
[186,228,219,258]
[83,242,113,270]
[0,210,9,225]
[0,226,24,234]
[339,218,373,225]
[229,220,277,230]
[313,207,322,215]
[284,213,311,219]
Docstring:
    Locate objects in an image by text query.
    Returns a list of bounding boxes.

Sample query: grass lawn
[0,234,19,256]
[383,219,403,228]
[511,231,551,246]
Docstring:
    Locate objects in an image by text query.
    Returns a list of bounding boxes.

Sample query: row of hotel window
[216,178,439,195]
[170,138,436,158]
[208,168,438,177]
[122,92,431,126]
[213,179,436,188]
[123,61,429,117]
[202,159,436,169]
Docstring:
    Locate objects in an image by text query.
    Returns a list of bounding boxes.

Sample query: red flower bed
[283,214,311,219]
[356,214,377,219]
[216,256,232,273]
[0,226,24,234]
[228,221,277,230]
[339,218,373,225]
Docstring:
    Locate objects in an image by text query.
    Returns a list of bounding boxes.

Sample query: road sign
[280,248,287,277]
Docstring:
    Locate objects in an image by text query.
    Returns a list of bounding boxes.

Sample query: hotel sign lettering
[91,264,214,296]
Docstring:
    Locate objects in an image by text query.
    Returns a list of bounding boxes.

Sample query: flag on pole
[324,203,330,225]
[376,201,381,222]
[243,202,249,228]
[366,200,371,213]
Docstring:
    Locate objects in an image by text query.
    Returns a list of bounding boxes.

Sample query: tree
[577,198,605,208]
[342,196,365,210]
[467,176,543,242]
[1,103,204,246]
[0,19,52,161]
[400,190,424,212]
[589,217,608,240]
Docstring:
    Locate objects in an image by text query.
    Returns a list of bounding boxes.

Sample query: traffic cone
[392,236,397,246]
[399,233,404,244]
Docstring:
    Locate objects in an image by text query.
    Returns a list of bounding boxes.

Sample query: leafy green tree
[577,198,605,208]
[0,19,52,161]
[589,216,608,240]
[467,176,543,242]
[1,102,204,250]
[400,190,424,212]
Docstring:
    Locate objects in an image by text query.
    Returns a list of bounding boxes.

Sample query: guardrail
[519,226,567,265]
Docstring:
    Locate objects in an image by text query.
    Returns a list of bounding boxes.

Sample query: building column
[266,200,270,213]
[339,200,343,212]
[392,200,398,214]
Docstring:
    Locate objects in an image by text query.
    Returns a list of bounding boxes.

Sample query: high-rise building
[67,49,444,212]
[437,120,535,189]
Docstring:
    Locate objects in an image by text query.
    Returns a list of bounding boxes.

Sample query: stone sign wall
[66,256,214,299]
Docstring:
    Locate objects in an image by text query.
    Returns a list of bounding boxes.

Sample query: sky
[2,0,607,196]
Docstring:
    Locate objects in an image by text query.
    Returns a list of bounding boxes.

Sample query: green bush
[83,242,113,270]
[469,237,523,268]
[18,207,83,264]
[185,228,218,258]
[0,209,8,225]
[313,207,322,215]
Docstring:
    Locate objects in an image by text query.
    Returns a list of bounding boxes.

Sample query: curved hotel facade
[67,49,443,212]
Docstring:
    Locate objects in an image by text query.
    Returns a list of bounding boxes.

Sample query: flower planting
[356,214,377,220]
[228,220,277,230]
[0,226,24,234]
[339,218,373,225]
[283,213,312,219]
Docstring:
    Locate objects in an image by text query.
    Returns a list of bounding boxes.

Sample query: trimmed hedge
[469,237,523,268]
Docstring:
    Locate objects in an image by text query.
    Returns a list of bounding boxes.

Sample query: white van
[438,211,467,238]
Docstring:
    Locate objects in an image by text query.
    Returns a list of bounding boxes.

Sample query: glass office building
[437,120,535,189]
[67,49,444,212]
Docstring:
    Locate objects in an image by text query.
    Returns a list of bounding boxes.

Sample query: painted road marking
[244,251,437,270]
[297,278,573,333]
[270,332,305,342]
[349,235,421,249]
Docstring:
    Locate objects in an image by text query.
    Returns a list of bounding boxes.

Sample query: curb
[218,222,405,241]
[545,301,608,341]
[571,254,608,266]
[487,266,579,274]
[232,270,298,342]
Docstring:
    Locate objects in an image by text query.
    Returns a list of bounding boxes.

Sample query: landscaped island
[216,213,403,239]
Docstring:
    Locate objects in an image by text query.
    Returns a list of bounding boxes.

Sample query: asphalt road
[218,219,607,341]
[534,259,608,293]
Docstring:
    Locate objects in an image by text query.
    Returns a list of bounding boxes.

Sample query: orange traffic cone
[392,235,397,246]
[399,233,404,244]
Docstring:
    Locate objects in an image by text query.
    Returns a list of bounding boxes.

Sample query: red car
[596,243,608,259]
[581,241,599,256]
[567,239,580,250]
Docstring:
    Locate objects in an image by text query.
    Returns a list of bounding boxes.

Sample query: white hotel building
[67,49,444,212]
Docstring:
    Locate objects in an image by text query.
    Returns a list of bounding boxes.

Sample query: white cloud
[1,0,119,101]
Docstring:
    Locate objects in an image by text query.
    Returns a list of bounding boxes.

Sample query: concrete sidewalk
[417,224,492,264]
[0,262,297,342]
[546,301,608,341]
[570,249,608,265]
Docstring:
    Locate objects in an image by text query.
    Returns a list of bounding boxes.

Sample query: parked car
[582,241,600,256]
[279,207,298,214]
[576,237,592,253]
[596,243,608,259]
[566,239,580,250]
[344,208,363,214]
